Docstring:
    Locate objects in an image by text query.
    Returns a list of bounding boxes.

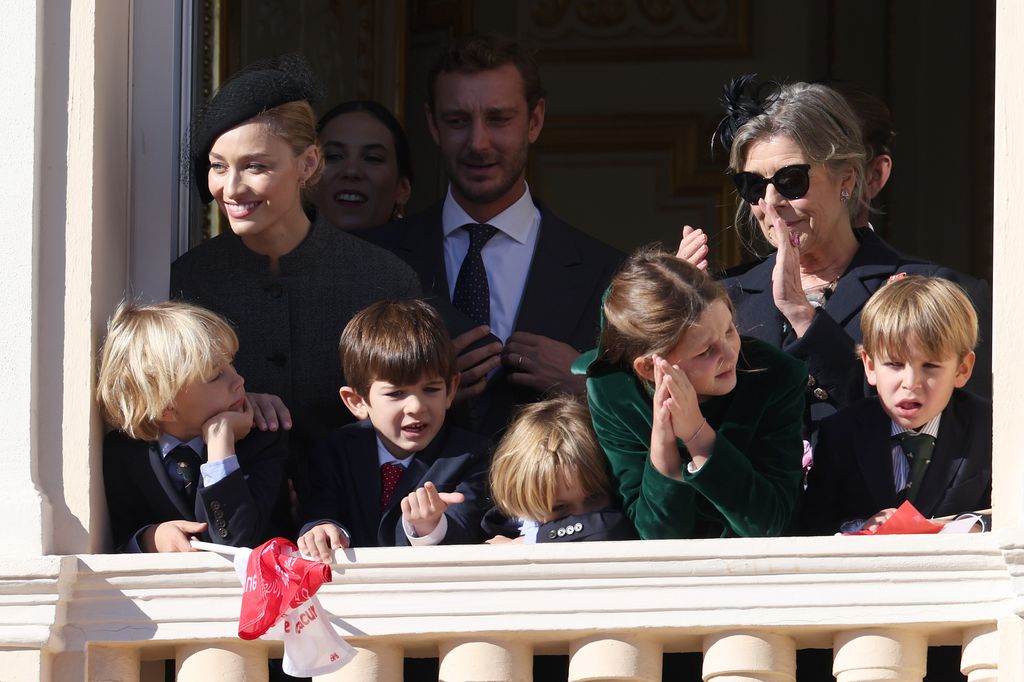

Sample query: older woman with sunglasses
[679,77,991,429]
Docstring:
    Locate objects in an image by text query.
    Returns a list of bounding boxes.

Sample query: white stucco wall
[0,0,51,556]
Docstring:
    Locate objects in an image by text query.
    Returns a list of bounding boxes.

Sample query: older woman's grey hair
[727,81,870,236]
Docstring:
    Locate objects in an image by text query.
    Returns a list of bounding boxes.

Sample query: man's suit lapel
[914,397,970,518]
[514,208,586,342]
[147,442,195,520]
[393,202,450,298]
[854,400,900,513]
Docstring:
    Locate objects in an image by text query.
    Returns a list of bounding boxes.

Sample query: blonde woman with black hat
[171,55,421,502]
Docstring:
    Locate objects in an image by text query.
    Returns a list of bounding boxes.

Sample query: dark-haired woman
[679,77,991,428]
[171,57,421,473]
[313,100,413,232]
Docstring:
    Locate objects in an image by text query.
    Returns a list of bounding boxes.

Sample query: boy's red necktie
[380,462,404,510]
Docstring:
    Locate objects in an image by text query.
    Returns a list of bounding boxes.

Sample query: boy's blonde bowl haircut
[489,396,614,523]
[339,299,456,399]
[96,301,239,441]
[860,275,978,362]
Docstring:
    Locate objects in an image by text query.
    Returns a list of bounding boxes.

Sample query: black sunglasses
[733,164,811,204]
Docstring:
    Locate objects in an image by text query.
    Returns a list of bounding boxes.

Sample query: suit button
[210,501,221,511]
[548,530,557,539]
[574,522,583,532]
[218,528,229,538]
[565,525,575,536]
[813,387,829,401]
[214,509,224,520]
[807,375,816,387]
[557,528,566,537]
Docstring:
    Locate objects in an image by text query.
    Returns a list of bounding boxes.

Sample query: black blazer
[722,228,992,429]
[365,198,623,437]
[800,389,992,535]
[103,429,291,552]
[300,420,491,547]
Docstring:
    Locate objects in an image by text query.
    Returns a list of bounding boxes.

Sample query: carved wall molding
[521,0,751,62]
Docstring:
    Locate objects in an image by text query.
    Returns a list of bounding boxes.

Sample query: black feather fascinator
[713,74,776,156]
[186,53,324,203]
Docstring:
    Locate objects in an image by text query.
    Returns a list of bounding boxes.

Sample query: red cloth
[238,537,332,640]
[846,501,943,536]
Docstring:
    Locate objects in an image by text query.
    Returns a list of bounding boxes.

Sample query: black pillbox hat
[188,53,322,203]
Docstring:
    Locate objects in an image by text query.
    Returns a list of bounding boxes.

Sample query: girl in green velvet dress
[578,248,807,539]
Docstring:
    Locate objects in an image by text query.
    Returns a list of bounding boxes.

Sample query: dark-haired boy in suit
[297,299,490,561]
[801,275,991,535]
[97,301,290,553]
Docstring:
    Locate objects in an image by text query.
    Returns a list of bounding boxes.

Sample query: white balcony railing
[4,531,1021,681]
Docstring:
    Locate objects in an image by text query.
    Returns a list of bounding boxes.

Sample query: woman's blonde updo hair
[726,80,869,251]
[253,100,324,187]
[600,247,732,372]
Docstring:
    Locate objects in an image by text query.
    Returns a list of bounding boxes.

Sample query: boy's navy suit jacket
[800,389,991,534]
[103,429,290,552]
[300,420,490,547]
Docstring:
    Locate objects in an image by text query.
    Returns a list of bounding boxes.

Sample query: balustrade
[0,532,1018,680]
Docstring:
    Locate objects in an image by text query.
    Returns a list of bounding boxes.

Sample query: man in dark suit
[800,276,991,535]
[366,32,622,437]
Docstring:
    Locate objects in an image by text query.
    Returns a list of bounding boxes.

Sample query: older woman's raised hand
[761,199,816,337]
[676,225,709,271]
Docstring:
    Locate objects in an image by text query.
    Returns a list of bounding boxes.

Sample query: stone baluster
[702,630,795,682]
[960,624,998,682]
[176,642,268,682]
[315,643,403,682]
[568,635,661,682]
[439,639,532,682]
[86,645,139,682]
[832,629,926,682]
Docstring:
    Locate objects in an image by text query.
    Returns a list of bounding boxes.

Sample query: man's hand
[142,520,208,553]
[452,326,503,405]
[297,523,350,563]
[203,397,254,462]
[248,392,292,432]
[503,331,586,395]
[401,482,465,538]
[676,225,710,271]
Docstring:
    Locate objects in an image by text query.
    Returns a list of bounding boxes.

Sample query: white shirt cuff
[403,513,449,546]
